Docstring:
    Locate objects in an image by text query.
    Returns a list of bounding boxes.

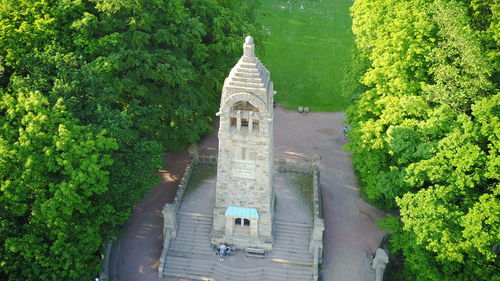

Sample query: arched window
[235,218,241,225]
[231,101,259,112]
[244,219,250,226]
[229,101,260,133]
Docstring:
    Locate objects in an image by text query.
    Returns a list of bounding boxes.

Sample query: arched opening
[235,218,241,225]
[244,219,250,226]
[231,101,259,112]
[229,101,260,133]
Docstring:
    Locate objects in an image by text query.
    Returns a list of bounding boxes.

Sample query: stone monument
[211,36,276,250]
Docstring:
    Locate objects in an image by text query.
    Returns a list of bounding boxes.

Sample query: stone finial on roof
[243,36,255,58]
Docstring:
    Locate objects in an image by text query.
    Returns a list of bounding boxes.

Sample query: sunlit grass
[257,0,354,112]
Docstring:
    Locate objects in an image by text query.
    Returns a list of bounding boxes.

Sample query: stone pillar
[236,110,242,130]
[372,248,389,281]
[225,216,234,235]
[243,36,255,58]
[312,154,321,168]
[188,143,199,162]
[250,218,259,237]
[249,113,254,131]
[163,204,177,238]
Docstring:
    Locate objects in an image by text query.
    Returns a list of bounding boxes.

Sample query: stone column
[312,154,321,168]
[188,143,199,162]
[372,248,389,281]
[225,216,234,236]
[249,112,254,132]
[250,218,259,237]
[236,110,242,130]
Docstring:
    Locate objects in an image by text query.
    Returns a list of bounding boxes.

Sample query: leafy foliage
[348,0,499,279]
[0,91,117,280]
[0,0,261,279]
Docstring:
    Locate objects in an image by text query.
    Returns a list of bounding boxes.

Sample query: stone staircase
[270,220,314,266]
[168,212,214,257]
[164,255,313,281]
[162,213,314,281]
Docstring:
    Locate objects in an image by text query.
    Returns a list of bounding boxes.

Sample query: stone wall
[276,155,324,281]
[158,161,195,277]
[276,158,313,174]
[309,155,324,281]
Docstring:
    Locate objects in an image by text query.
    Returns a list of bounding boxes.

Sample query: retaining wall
[276,155,324,281]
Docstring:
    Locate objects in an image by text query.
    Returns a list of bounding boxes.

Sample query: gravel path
[112,107,386,281]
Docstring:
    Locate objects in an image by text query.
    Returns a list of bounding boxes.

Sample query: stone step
[165,256,214,268]
[176,225,212,233]
[169,237,211,247]
[229,80,265,88]
[274,230,311,237]
[239,62,259,68]
[172,233,210,242]
[177,217,212,224]
[268,256,313,265]
[274,220,312,226]
[176,221,212,229]
[168,245,213,255]
[270,254,313,262]
[164,254,313,281]
[274,220,313,229]
[265,266,313,277]
[271,247,313,255]
[164,257,215,277]
[274,227,311,237]
[177,212,213,221]
[176,223,212,230]
[274,225,312,233]
[273,234,310,241]
[237,67,259,74]
[234,72,261,79]
[232,76,264,83]
[212,264,263,281]
[169,238,211,248]
[271,247,313,256]
[274,231,310,239]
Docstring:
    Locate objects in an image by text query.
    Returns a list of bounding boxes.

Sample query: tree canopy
[0,0,261,279]
[346,0,499,280]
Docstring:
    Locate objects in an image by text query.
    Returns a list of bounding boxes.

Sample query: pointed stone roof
[221,36,273,108]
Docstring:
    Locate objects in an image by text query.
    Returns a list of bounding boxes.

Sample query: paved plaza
[161,169,314,280]
[112,108,387,281]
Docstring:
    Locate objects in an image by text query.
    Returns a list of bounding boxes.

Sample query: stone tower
[211,36,275,250]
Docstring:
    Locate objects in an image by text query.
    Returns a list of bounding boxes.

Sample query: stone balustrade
[276,158,313,173]
[309,155,324,281]
[158,161,194,277]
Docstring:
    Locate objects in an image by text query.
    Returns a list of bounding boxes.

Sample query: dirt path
[111,151,188,281]
[113,107,386,281]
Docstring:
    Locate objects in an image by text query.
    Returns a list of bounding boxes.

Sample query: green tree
[1,0,261,279]
[0,90,117,280]
[348,0,499,279]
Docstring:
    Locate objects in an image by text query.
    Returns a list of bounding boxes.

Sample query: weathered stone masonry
[211,36,276,250]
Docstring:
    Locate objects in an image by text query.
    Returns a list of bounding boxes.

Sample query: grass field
[257,0,354,112]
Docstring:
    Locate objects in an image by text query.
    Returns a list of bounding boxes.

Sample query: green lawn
[257,0,354,112]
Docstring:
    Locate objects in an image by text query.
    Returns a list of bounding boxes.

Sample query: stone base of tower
[211,234,273,251]
[211,206,274,250]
